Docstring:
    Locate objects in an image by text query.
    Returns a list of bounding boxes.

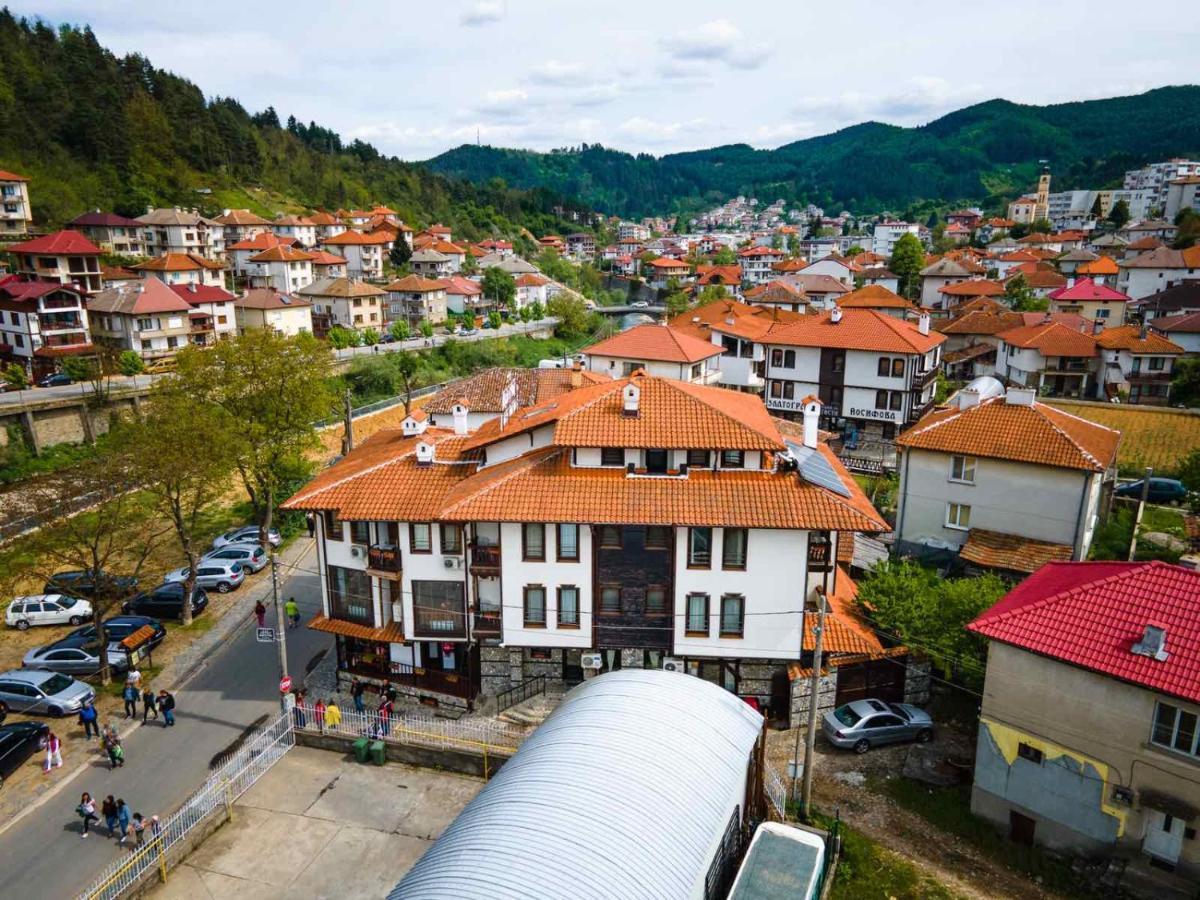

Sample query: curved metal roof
[390,669,764,900]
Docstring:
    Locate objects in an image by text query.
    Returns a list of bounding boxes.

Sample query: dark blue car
[1114,478,1188,504]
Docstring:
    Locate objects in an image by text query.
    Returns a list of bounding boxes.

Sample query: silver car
[213,526,280,550]
[162,560,245,593]
[203,543,268,573]
[23,638,128,677]
[0,668,95,717]
[822,699,934,753]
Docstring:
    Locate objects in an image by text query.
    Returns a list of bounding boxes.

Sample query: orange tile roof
[745,280,808,304]
[425,367,609,415]
[695,264,743,285]
[308,250,348,266]
[646,257,690,269]
[771,258,808,273]
[214,209,272,226]
[997,321,1098,357]
[764,309,944,354]
[249,245,316,263]
[514,273,549,287]
[0,169,28,181]
[939,279,1005,297]
[1077,256,1119,276]
[803,568,884,654]
[898,396,1120,472]
[1094,325,1184,354]
[936,310,1022,336]
[132,252,225,272]
[385,274,447,292]
[670,300,801,342]
[227,232,293,252]
[837,284,915,310]
[952,297,1008,316]
[1019,269,1068,289]
[583,323,722,364]
[308,211,340,225]
[321,229,392,245]
[959,529,1073,574]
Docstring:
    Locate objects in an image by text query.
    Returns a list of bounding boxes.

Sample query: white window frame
[945,502,971,531]
[949,455,977,485]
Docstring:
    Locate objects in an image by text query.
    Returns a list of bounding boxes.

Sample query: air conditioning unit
[662,657,685,673]
[349,546,363,559]
[580,653,603,669]
[443,557,462,570]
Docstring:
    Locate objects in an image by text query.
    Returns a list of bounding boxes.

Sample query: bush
[117,351,145,376]
[361,328,380,346]
[390,320,411,341]
[326,326,360,349]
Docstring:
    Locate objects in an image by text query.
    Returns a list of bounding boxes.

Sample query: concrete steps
[497,689,564,727]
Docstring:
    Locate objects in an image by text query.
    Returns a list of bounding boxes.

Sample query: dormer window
[686,449,711,469]
[720,450,745,469]
[601,448,625,467]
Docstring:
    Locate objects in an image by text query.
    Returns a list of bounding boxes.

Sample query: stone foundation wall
[335,669,470,713]
[903,658,932,705]
[790,671,838,722]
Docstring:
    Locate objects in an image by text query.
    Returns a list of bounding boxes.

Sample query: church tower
[1034,163,1051,224]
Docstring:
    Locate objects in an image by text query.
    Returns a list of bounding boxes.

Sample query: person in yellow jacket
[324,699,342,732]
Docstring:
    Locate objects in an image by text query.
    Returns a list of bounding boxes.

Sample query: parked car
[22,637,128,677]
[822,699,934,753]
[67,615,166,653]
[37,372,72,388]
[0,380,19,393]
[44,570,139,600]
[6,594,93,630]
[630,300,649,309]
[1114,477,1188,505]
[0,669,94,717]
[0,722,49,787]
[213,526,281,550]
[123,583,209,620]
[162,560,244,593]
[202,543,267,574]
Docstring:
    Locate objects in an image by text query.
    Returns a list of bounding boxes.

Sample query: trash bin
[352,737,370,764]
[369,740,386,766]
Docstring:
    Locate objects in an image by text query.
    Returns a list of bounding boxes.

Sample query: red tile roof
[308,250,347,266]
[321,229,392,245]
[837,285,915,310]
[424,367,609,415]
[7,230,102,255]
[227,232,293,252]
[384,274,446,292]
[68,211,144,228]
[997,321,1099,357]
[249,245,316,263]
[583,323,722,363]
[939,280,1005,297]
[167,283,235,304]
[133,253,225,272]
[1151,311,1200,334]
[88,278,192,316]
[694,264,742,286]
[1047,278,1130,303]
[764,309,944,354]
[0,169,28,181]
[669,301,801,343]
[1094,325,1184,354]
[968,561,1200,705]
[443,276,482,296]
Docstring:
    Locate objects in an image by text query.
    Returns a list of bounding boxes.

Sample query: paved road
[0,375,158,409]
[0,558,331,900]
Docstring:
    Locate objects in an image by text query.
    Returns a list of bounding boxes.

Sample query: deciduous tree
[481,266,516,309]
[889,232,925,299]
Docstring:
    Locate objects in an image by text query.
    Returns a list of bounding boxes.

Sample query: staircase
[497,686,565,728]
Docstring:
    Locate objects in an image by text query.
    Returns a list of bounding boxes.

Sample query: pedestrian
[254,600,267,629]
[351,679,365,715]
[79,698,100,739]
[158,690,176,727]
[132,813,146,847]
[284,597,300,629]
[116,799,130,845]
[150,815,162,839]
[325,699,341,732]
[293,690,307,728]
[305,513,315,538]
[42,730,63,773]
[102,795,118,837]
[385,684,397,705]
[142,687,157,723]
[377,695,393,737]
[126,666,141,692]
[102,725,124,768]
[122,682,138,719]
[314,697,326,733]
[78,792,99,838]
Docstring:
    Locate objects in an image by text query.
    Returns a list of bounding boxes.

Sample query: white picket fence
[292,703,526,754]
[767,764,789,820]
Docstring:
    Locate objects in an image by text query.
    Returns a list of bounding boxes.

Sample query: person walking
[377,695,393,737]
[102,725,124,768]
[125,666,141,692]
[122,682,139,719]
[293,690,307,729]
[305,513,315,539]
[142,687,157,723]
[132,813,146,847]
[102,796,118,838]
[78,792,99,838]
[314,697,326,734]
[254,600,267,629]
[325,699,341,732]
[158,690,176,727]
[43,730,63,773]
[78,699,99,739]
[351,679,365,715]
[284,597,300,629]
[116,799,131,845]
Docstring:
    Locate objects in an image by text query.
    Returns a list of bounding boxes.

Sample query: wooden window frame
[599,525,623,549]
[687,527,713,569]
[523,584,547,628]
[522,523,546,561]
[877,356,891,377]
[600,447,625,467]
[645,525,671,550]
[323,510,342,541]
[646,584,668,616]
[349,520,370,545]
[409,522,432,554]
[722,528,748,571]
[719,594,745,638]
[686,449,711,469]
[598,583,621,616]
[891,358,905,378]
[556,523,580,562]
[720,450,744,469]
[557,585,580,628]
[685,593,710,636]
[439,523,463,555]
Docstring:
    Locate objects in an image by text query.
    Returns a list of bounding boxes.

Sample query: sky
[13,0,1200,160]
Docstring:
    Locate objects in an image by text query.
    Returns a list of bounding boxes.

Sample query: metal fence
[766,764,789,820]
[77,709,295,900]
[314,380,455,429]
[292,703,526,756]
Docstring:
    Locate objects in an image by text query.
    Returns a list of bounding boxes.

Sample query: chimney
[189,283,197,293]
[415,441,434,466]
[830,307,843,324]
[1005,387,1036,406]
[1067,275,1076,288]
[569,362,582,388]
[1093,319,1104,335]
[401,413,427,437]
[622,382,641,417]
[452,403,469,436]
[1140,321,1149,340]
[957,388,981,409]
[918,312,931,335]
[802,395,822,449]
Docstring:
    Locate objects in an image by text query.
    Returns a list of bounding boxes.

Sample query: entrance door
[1143,811,1185,866]
[1009,811,1036,846]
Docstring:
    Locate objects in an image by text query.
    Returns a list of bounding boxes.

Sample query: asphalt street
[0,563,331,900]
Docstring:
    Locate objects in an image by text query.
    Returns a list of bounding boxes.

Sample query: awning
[1139,787,1198,822]
[308,612,405,643]
[960,528,1073,575]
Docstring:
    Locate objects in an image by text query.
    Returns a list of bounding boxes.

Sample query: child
[314,697,326,733]
[132,813,146,847]
[325,699,342,733]
[43,730,62,772]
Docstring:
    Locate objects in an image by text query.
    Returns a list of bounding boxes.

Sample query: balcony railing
[1128,371,1172,382]
[912,368,937,390]
[40,334,90,349]
[342,659,475,700]
[414,603,467,639]
[473,609,502,635]
[39,297,80,311]
[807,541,832,572]
[367,544,401,573]
[39,318,86,333]
[469,544,501,574]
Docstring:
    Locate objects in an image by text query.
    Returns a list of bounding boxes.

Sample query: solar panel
[785,440,851,497]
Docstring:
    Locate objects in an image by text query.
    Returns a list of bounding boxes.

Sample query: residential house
[1122,236,1166,259]
[0,280,92,377]
[384,275,448,328]
[226,232,295,277]
[977,218,1015,242]
[1056,249,1098,276]
[271,215,318,248]
[1164,175,1200,221]
[967,561,1200,886]
[409,248,452,280]
[233,288,313,337]
[319,230,390,280]
[476,239,513,258]
[565,233,596,260]
[66,212,146,256]
[745,279,809,313]
[1013,267,1068,298]
[919,257,987,308]
[87,278,194,361]
[418,240,466,273]
[5,230,104,293]
[308,211,346,243]
[670,300,802,393]
[295,277,386,335]
[137,208,222,259]
[132,252,227,289]
[1120,220,1179,243]
[280,372,887,715]
[514,273,549,309]
[0,169,32,236]
[1047,278,1131,329]
[739,246,786,284]
[423,366,610,431]
[1007,196,1039,224]
[859,267,900,293]
[896,387,1118,570]
[308,249,348,280]
[582,323,723,383]
[644,256,692,290]
[945,223,972,245]
[694,264,742,298]
[477,254,537,276]
[1075,255,1119,286]
[166,283,238,346]
[996,321,1099,398]
[993,249,1043,279]
[1087,231,1129,255]
[777,274,848,309]
[761,308,944,439]
[1118,246,1200,300]
[800,254,858,288]
[946,209,983,231]
[939,279,1006,313]
[871,220,920,257]
[1150,311,1200,354]
[837,284,917,319]
[1094,325,1184,405]
[443,275,487,318]
[212,209,272,246]
[246,245,316,293]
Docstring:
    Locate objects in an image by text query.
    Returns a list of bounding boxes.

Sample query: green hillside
[0,9,590,239]
[426,87,1200,218]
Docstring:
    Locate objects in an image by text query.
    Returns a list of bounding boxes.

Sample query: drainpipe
[1071,473,1090,561]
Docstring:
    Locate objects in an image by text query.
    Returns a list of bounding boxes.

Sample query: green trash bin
[352,737,370,764]
[369,740,386,766]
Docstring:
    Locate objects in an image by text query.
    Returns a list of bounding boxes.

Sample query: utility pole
[799,587,827,821]
[271,555,289,704]
[341,388,354,456]
[1127,466,1153,561]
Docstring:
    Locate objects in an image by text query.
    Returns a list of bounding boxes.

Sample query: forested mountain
[426,87,1200,218]
[0,10,590,239]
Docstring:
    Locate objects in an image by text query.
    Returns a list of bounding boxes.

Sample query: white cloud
[528,60,591,87]
[615,116,710,145]
[660,19,770,71]
[460,0,503,26]
[474,88,531,119]
[792,77,986,126]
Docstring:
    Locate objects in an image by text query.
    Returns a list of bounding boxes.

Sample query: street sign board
[256,627,277,643]
[279,675,292,693]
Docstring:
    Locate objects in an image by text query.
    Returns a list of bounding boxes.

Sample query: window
[691,364,702,380]
[875,390,889,410]
[890,392,903,411]
[722,528,748,570]
[892,358,905,378]
[558,586,579,627]
[771,348,796,368]
[350,520,370,545]
[601,447,625,467]
[409,522,432,553]
[440,523,462,555]
[688,527,713,568]
[599,584,621,614]
[646,585,667,614]
[323,510,342,541]
[877,356,891,377]
[645,449,668,473]
[1017,742,1044,764]
[412,581,466,637]
[687,449,711,469]
[950,455,977,484]
[521,523,545,561]
[1152,702,1200,758]
[645,526,671,550]
[686,593,710,635]
[556,523,579,561]
[1150,356,1165,371]
[946,503,971,530]
[721,450,744,469]
[599,525,622,549]
[720,594,745,637]
[523,585,546,627]
[327,565,372,625]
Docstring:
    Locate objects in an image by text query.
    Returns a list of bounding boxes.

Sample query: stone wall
[334,669,470,714]
[903,658,932,706]
[790,670,838,722]
[0,395,141,454]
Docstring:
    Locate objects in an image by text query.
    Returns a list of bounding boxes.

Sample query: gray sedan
[23,638,128,677]
[0,669,95,717]
[202,543,268,573]
[822,699,933,753]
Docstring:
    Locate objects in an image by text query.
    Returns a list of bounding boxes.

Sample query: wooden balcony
[343,659,475,700]
[911,367,937,390]
[473,610,502,636]
[469,544,501,576]
[1127,371,1172,382]
[807,540,832,572]
[367,544,401,577]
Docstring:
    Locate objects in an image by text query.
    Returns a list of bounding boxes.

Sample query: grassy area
[1046,401,1200,476]
[1138,504,1186,537]
[822,814,962,900]
[0,427,117,485]
[1090,505,1184,563]
[876,778,1103,898]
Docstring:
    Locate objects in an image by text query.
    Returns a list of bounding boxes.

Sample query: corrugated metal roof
[390,669,763,900]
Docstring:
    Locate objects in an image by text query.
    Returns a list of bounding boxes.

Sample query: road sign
[279,675,292,693]
[256,627,277,643]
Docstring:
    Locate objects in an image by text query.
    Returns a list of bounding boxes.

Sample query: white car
[5,595,93,631]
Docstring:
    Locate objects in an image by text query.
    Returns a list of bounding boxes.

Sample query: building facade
[0,169,31,236]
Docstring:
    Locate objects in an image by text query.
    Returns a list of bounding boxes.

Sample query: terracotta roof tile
[249,245,316,263]
[765,309,944,354]
[321,229,392,245]
[1094,325,1184,354]
[1077,256,1119,276]
[7,230,101,255]
[1048,278,1130,303]
[670,300,801,342]
[385,275,447,292]
[939,279,1005,297]
[837,285,915,310]
[132,252,225,272]
[997,321,1099,357]
[424,367,607,415]
[959,529,1073,574]
[227,232,294,252]
[583,323,722,364]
